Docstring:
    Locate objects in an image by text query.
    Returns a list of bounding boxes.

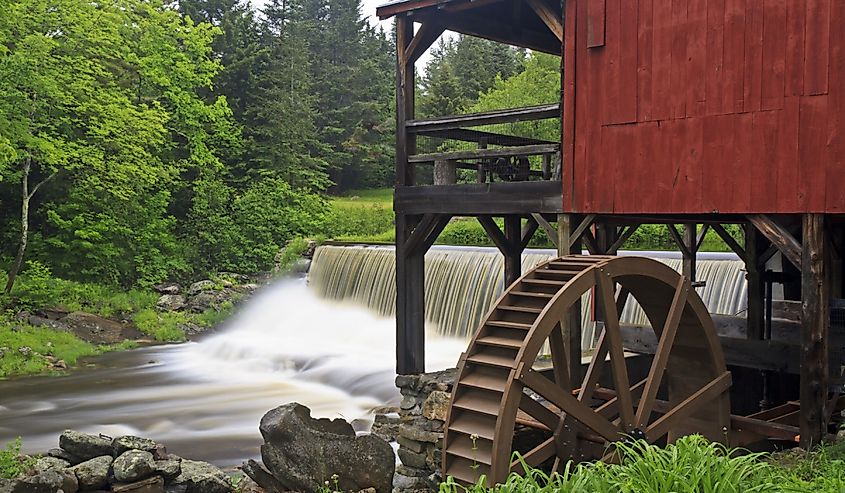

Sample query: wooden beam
[408,143,558,163]
[396,17,415,187]
[712,223,746,258]
[568,214,597,249]
[406,22,445,65]
[525,0,563,41]
[666,224,691,258]
[394,182,564,215]
[800,213,828,447]
[608,224,640,253]
[404,213,450,255]
[413,127,555,146]
[695,224,711,251]
[396,213,425,374]
[581,228,601,255]
[682,224,697,281]
[748,215,802,269]
[531,213,559,248]
[745,224,766,341]
[440,11,561,54]
[477,216,508,252]
[504,215,522,285]
[520,215,540,250]
[406,103,560,133]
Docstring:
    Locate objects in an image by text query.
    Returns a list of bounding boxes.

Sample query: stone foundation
[393,368,457,492]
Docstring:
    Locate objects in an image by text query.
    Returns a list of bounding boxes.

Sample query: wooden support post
[557,213,583,387]
[433,159,457,185]
[800,213,829,447]
[745,224,766,341]
[395,16,415,187]
[504,215,522,286]
[396,213,425,374]
[683,224,697,282]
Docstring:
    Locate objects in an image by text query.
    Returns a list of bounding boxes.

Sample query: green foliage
[132,309,187,342]
[0,438,34,479]
[440,436,843,493]
[276,238,312,273]
[437,219,494,247]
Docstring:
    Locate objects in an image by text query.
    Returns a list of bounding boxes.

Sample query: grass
[0,316,138,378]
[440,435,845,493]
[132,309,188,342]
[325,188,743,253]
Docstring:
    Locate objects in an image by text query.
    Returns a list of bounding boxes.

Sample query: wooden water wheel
[442,255,732,485]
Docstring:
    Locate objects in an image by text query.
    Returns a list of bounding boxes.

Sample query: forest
[0,0,543,290]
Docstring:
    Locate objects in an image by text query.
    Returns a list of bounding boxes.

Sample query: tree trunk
[5,159,30,295]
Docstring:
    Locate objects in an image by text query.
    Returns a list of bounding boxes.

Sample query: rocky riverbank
[1,430,236,493]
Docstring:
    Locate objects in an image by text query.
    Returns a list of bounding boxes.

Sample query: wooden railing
[399,103,561,185]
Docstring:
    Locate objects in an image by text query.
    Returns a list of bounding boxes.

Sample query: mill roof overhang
[376,0,563,55]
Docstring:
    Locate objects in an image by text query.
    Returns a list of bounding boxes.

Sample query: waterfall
[309,245,748,343]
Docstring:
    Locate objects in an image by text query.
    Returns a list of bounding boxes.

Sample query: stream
[0,278,466,466]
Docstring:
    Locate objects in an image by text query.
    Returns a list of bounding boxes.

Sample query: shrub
[0,438,33,480]
[132,309,187,342]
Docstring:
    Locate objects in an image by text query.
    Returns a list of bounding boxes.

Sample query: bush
[0,438,34,480]
[132,309,187,342]
[439,435,841,493]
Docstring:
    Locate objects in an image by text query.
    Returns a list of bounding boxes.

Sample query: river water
[0,278,467,466]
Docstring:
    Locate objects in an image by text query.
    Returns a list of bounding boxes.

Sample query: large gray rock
[113,436,158,456]
[59,430,113,460]
[153,459,181,480]
[187,280,215,296]
[171,460,232,493]
[69,455,112,490]
[155,295,186,312]
[113,475,165,493]
[113,450,156,483]
[31,458,77,493]
[10,470,64,493]
[250,403,394,493]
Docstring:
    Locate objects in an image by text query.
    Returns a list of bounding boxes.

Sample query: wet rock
[113,436,158,456]
[249,403,394,493]
[152,444,169,461]
[113,450,155,483]
[171,459,232,493]
[10,470,64,493]
[153,459,181,480]
[155,295,186,312]
[69,455,112,490]
[113,476,165,493]
[59,431,113,461]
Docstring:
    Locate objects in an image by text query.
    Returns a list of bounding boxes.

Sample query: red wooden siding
[564,0,844,214]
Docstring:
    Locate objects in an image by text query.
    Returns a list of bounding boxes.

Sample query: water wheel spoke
[646,372,732,440]
[578,286,630,403]
[595,270,635,431]
[511,437,556,473]
[596,378,647,420]
[520,368,619,442]
[519,392,561,431]
[636,277,690,428]
[548,322,570,388]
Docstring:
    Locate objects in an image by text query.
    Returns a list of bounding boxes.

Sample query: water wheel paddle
[442,256,731,485]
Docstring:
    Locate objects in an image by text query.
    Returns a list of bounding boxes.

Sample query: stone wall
[393,368,457,492]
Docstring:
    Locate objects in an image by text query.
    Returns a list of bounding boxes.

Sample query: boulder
[153,460,181,480]
[69,455,112,491]
[171,460,232,493]
[155,295,186,312]
[186,291,229,313]
[56,312,143,344]
[113,476,165,493]
[154,283,181,295]
[47,448,83,465]
[113,450,156,483]
[421,390,450,421]
[59,430,113,460]
[187,280,215,296]
[249,403,394,493]
[9,470,64,493]
[33,456,70,472]
[113,436,158,457]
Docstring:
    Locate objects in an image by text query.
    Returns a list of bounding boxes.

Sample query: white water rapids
[0,278,466,465]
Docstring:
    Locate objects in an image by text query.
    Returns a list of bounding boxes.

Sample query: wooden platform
[394,182,564,215]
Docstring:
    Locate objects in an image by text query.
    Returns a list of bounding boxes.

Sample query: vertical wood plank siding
[565,0,842,214]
